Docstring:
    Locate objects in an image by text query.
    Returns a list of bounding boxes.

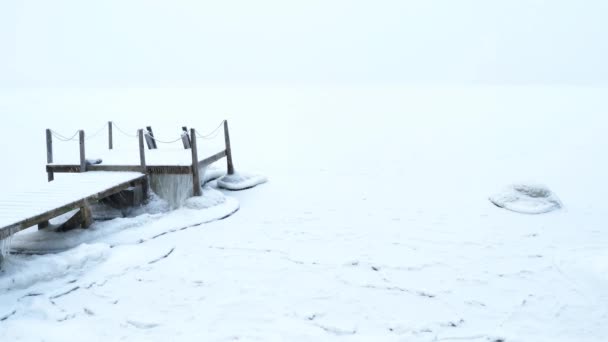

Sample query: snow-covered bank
[0,86,607,342]
[2,186,239,284]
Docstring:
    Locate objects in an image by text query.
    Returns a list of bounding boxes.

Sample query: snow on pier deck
[0,172,146,240]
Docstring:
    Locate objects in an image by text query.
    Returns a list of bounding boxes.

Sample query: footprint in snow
[126,319,160,329]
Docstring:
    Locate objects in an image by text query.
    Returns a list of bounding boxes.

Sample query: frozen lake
[0,86,607,341]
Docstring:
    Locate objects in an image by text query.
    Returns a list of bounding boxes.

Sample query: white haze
[2,0,608,87]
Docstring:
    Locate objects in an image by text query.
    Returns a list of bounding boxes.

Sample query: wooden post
[46,129,54,181]
[138,129,146,172]
[145,126,157,149]
[108,121,113,150]
[190,128,202,196]
[40,129,54,230]
[79,130,86,172]
[81,203,93,228]
[181,126,191,149]
[224,120,235,175]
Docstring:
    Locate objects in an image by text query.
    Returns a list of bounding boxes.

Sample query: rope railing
[49,120,226,145]
[50,130,79,142]
[112,122,138,138]
[44,119,234,191]
[144,132,184,144]
[195,120,225,140]
[50,123,108,142]
[84,123,108,141]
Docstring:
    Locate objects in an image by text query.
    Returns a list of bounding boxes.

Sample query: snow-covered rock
[216,172,267,191]
[184,187,226,210]
[489,183,563,214]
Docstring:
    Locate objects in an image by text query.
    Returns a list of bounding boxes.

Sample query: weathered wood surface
[198,150,227,169]
[46,129,54,182]
[47,164,193,174]
[181,126,191,149]
[56,204,92,232]
[224,120,235,175]
[145,126,157,150]
[190,128,202,196]
[0,172,146,240]
[48,150,228,174]
[108,121,113,150]
[79,130,86,172]
[138,129,146,171]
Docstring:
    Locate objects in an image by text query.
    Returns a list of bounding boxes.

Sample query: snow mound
[489,183,562,214]
[202,167,226,185]
[184,187,226,209]
[216,172,267,191]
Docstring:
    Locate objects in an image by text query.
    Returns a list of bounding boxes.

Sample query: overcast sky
[2,0,607,87]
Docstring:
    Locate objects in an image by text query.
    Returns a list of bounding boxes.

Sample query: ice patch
[217,172,267,191]
[149,166,215,208]
[1,235,14,261]
[149,173,194,209]
[489,183,562,214]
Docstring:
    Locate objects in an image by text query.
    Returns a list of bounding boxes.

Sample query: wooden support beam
[224,120,235,175]
[56,209,83,232]
[138,129,146,172]
[81,203,93,228]
[79,130,86,172]
[145,126,157,149]
[198,150,227,169]
[47,164,192,174]
[190,128,202,196]
[181,126,191,149]
[108,121,113,150]
[46,129,54,182]
[141,176,149,201]
[57,203,93,231]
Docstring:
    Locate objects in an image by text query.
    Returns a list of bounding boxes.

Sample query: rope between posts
[50,122,106,142]
[144,132,184,144]
[195,120,225,140]
[112,122,138,138]
[50,120,226,144]
[50,130,79,142]
[84,123,107,141]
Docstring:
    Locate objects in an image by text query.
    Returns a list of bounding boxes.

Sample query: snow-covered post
[190,128,202,196]
[108,121,113,150]
[181,126,191,149]
[46,129,54,181]
[145,126,157,150]
[79,130,86,172]
[40,128,54,229]
[224,120,235,175]
[138,129,146,172]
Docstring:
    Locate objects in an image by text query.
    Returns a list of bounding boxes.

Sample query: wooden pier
[0,172,146,240]
[0,120,235,243]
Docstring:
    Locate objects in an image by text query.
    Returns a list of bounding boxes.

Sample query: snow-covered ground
[0,86,607,341]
